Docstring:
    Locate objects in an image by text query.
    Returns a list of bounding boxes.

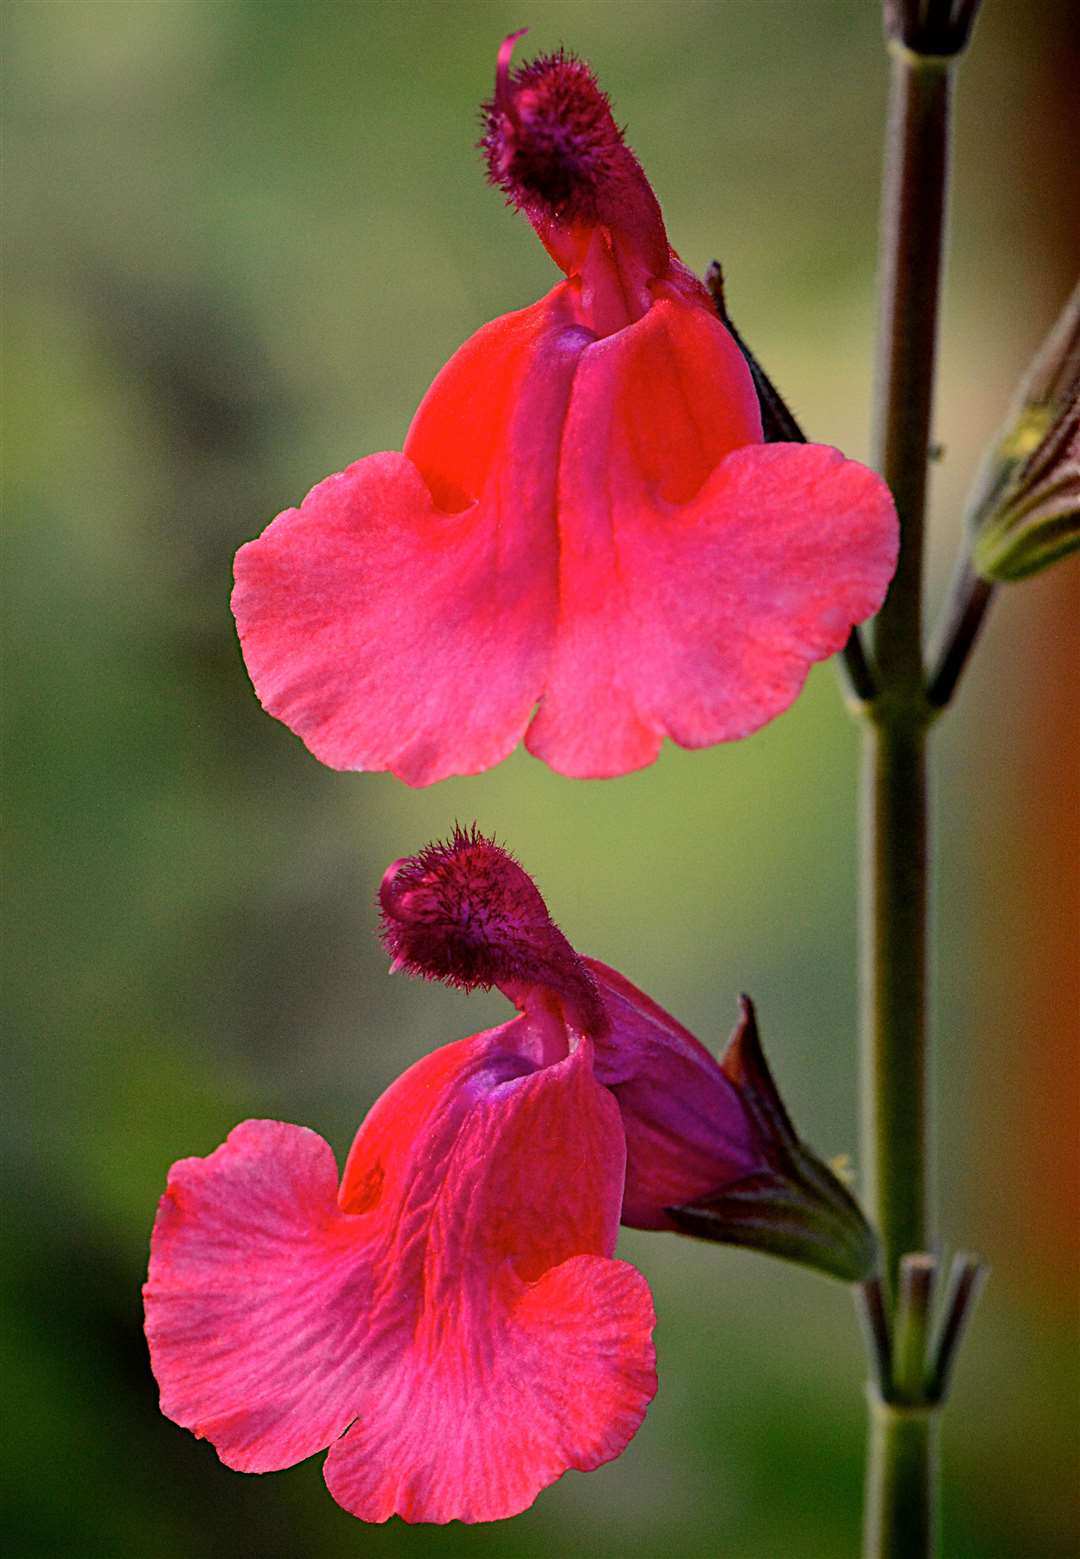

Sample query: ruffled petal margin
[144,1120,376,1473]
[232,289,591,786]
[527,295,899,776]
[144,1032,656,1524]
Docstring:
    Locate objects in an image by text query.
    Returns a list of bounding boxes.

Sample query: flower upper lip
[480,30,670,295]
[378,826,610,1038]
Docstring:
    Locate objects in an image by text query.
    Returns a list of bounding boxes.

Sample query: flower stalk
[863,1395,938,1559]
[857,2,984,1551]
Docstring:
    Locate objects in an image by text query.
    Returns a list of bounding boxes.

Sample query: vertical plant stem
[861,712,930,1296]
[859,37,954,1559]
[871,51,951,691]
[863,1396,938,1559]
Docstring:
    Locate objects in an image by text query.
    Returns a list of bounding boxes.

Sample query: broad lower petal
[144,1120,376,1473]
[147,1024,655,1523]
[526,294,898,776]
[326,1039,656,1524]
[325,1251,655,1524]
[232,290,590,786]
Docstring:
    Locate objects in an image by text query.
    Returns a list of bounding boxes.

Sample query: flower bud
[883,0,981,58]
[971,283,1080,583]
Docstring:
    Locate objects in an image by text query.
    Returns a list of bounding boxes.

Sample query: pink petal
[232,288,591,786]
[526,292,898,777]
[144,1120,376,1472]
[325,1252,654,1524]
[146,1021,656,1524]
[325,1036,656,1524]
[586,959,763,1229]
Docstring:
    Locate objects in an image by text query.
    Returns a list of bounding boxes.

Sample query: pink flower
[379,830,875,1275]
[378,830,767,1228]
[231,34,898,785]
[144,832,873,1524]
[144,1021,656,1524]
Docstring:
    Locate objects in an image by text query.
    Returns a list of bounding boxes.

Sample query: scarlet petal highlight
[232,34,900,782]
[232,292,589,787]
[326,1033,655,1523]
[145,1027,656,1525]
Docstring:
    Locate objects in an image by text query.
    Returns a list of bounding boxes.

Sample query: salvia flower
[145,830,875,1525]
[144,995,656,1523]
[380,828,876,1274]
[231,34,899,784]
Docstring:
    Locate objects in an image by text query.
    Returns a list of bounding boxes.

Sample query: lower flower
[143,1013,656,1525]
[146,1010,651,1521]
[145,828,875,1523]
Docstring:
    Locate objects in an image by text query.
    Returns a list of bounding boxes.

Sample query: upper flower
[231,33,897,784]
[230,34,897,785]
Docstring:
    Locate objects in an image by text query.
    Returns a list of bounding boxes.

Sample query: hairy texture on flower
[379,825,607,1034]
[375,832,870,1264]
[144,1025,656,1525]
[482,41,624,222]
[478,33,667,294]
[232,32,898,783]
[381,831,769,1224]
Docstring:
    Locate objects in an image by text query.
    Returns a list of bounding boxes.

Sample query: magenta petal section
[325,1250,654,1524]
[232,291,591,786]
[145,1020,656,1524]
[586,959,763,1229]
[144,1120,375,1472]
[324,1036,656,1524]
[526,296,898,777]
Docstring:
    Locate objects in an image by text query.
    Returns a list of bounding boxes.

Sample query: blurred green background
[5,1,1078,1555]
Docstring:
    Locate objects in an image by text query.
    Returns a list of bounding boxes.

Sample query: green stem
[871,50,951,693]
[858,32,957,1559]
[860,713,931,1296]
[863,1394,938,1559]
